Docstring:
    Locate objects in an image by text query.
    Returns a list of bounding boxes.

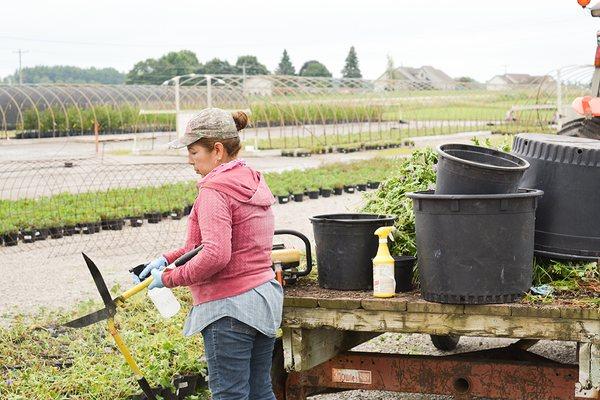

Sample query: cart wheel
[430,334,460,351]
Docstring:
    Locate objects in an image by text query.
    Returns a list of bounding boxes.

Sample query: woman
[138,108,282,400]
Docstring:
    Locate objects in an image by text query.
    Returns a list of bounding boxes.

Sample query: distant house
[243,76,273,96]
[486,74,555,91]
[374,65,457,91]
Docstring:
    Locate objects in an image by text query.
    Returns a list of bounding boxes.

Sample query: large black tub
[512,133,600,261]
[310,213,396,290]
[436,143,530,194]
[407,189,543,304]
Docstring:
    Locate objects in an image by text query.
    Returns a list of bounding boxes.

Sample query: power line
[0,35,169,48]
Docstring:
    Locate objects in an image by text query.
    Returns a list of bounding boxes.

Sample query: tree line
[1,65,125,84]
[125,47,362,85]
[1,47,362,85]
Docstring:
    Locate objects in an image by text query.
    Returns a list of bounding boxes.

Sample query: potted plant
[128,205,144,227]
[144,196,163,224]
[356,183,368,191]
[320,187,333,198]
[307,186,319,199]
[0,221,18,246]
[170,208,183,220]
[100,207,123,230]
[81,211,100,234]
[20,220,36,243]
[311,145,325,155]
[183,204,194,216]
[290,184,304,202]
[34,220,50,241]
[49,226,64,239]
[333,182,344,196]
[57,204,76,236]
[343,184,356,193]
[275,192,290,204]
[367,181,381,189]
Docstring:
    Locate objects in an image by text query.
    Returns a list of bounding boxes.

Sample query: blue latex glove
[530,284,554,296]
[131,272,141,285]
[139,256,168,280]
[148,268,165,290]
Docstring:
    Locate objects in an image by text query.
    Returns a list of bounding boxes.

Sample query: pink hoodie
[161,160,276,305]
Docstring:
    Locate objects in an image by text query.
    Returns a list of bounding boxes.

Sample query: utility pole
[242,64,246,88]
[13,49,28,84]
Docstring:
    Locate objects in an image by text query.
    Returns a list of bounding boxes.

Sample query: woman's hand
[148,268,165,290]
[139,256,168,280]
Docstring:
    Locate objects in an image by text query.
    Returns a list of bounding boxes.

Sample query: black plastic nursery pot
[64,226,76,236]
[93,222,102,233]
[293,193,304,202]
[2,233,18,246]
[127,373,208,400]
[172,373,208,398]
[109,219,125,230]
[21,230,36,243]
[310,213,396,290]
[36,229,49,240]
[170,209,183,220]
[393,255,416,292]
[343,185,356,193]
[436,143,529,195]
[512,133,600,261]
[321,189,332,198]
[307,191,319,199]
[49,227,64,239]
[101,219,123,231]
[333,188,343,195]
[183,204,193,216]
[407,189,543,304]
[357,183,368,191]
[277,195,290,204]
[367,181,380,189]
[130,216,144,227]
[146,212,162,224]
[80,223,94,234]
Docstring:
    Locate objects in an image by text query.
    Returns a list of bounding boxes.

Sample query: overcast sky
[0,0,598,82]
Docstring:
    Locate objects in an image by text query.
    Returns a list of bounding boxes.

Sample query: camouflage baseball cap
[168,108,239,149]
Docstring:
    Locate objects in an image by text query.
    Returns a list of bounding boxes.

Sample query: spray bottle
[373,226,396,298]
[147,273,181,319]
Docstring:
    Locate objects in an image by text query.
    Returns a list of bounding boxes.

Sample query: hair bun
[232,111,248,131]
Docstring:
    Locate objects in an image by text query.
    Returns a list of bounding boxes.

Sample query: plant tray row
[280,141,414,157]
[276,182,380,204]
[0,205,193,248]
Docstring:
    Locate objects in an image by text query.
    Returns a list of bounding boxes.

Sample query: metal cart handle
[273,229,313,277]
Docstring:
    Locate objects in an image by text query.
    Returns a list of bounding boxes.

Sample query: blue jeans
[202,317,276,400]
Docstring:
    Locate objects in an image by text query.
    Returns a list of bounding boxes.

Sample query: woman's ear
[214,142,225,161]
